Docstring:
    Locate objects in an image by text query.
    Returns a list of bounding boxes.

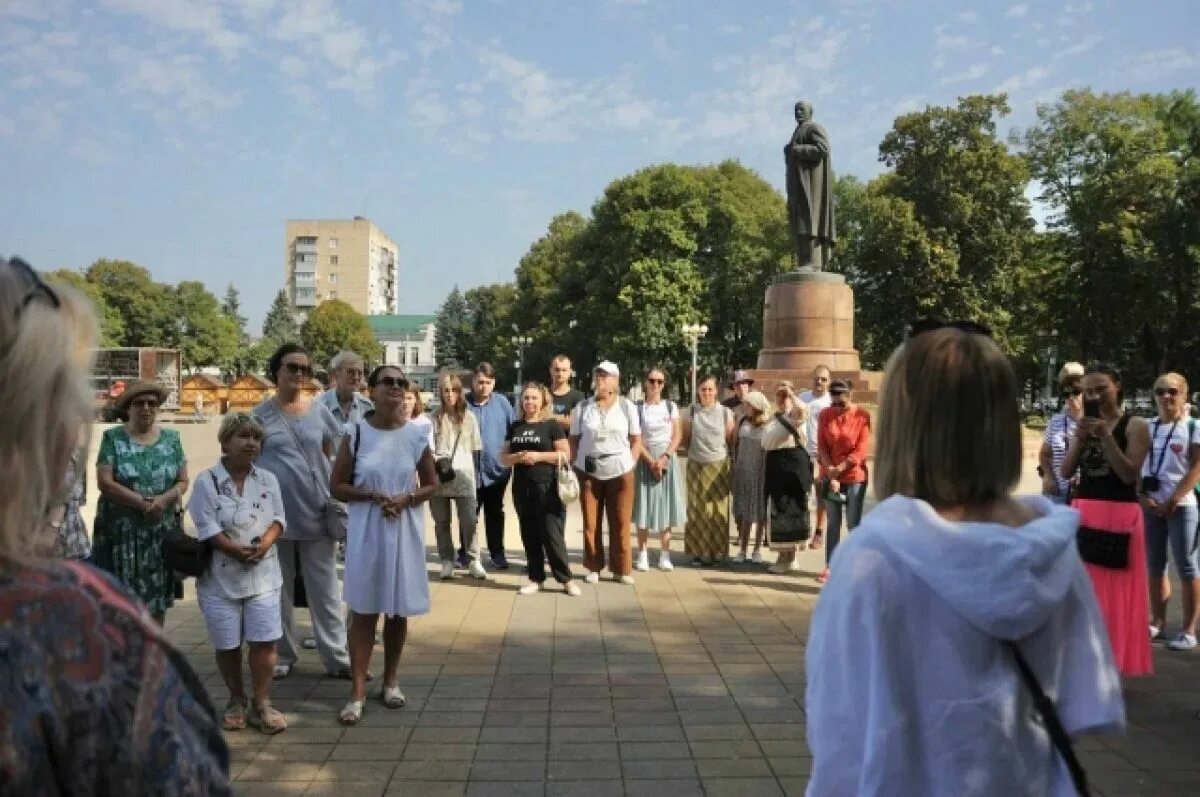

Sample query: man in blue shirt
[465,362,516,569]
[319,350,373,428]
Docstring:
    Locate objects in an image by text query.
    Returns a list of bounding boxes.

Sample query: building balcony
[295,241,318,254]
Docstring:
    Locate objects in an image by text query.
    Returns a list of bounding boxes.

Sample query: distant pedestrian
[816,379,871,584]
[1060,363,1152,675]
[549,354,586,429]
[806,324,1123,797]
[571,361,642,584]
[404,384,435,452]
[467,363,516,569]
[682,375,735,566]
[731,391,771,563]
[1039,362,1084,504]
[331,367,437,725]
[502,382,580,596]
[799,365,833,549]
[632,367,686,572]
[252,343,352,681]
[194,390,205,420]
[45,443,90,560]
[431,372,486,580]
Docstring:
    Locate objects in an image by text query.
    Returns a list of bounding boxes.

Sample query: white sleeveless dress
[343,421,431,618]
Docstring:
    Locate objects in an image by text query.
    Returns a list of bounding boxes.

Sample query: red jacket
[818,406,871,484]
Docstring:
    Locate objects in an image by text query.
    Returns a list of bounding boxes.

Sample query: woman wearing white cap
[570,361,642,584]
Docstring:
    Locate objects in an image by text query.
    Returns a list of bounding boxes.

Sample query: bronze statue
[784,101,836,270]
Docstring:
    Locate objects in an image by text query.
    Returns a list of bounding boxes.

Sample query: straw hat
[742,391,772,415]
[112,380,170,415]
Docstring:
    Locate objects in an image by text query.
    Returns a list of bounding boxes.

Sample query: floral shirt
[52,453,90,560]
[0,559,232,795]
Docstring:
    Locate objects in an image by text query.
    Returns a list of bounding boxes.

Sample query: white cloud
[1124,48,1199,81]
[102,0,248,59]
[993,65,1050,94]
[940,63,990,85]
[477,47,585,142]
[118,51,242,125]
[1056,33,1103,58]
[279,55,306,79]
[651,33,680,62]
[717,24,741,35]
[957,10,979,24]
[1005,4,1030,18]
[69,137,117,166]
[403,0,462,58]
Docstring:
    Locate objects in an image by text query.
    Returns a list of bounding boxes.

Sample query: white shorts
[197,587,282,650]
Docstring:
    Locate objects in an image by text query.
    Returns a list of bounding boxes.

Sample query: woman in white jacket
[805,323,1123,797]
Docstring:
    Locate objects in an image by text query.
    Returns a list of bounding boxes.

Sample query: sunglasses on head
[375,376,407,389]
[8,257,61,320]
[906,319,993,340]
[1155,387,1179,397]
[284,362,312,377]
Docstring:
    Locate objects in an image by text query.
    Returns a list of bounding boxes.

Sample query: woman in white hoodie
[805,323,1123,797]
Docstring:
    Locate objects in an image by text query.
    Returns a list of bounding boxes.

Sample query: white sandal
[338,699,365,726]
[382,685,406,709]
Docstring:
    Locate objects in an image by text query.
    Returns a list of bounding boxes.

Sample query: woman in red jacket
[816,379,871,584]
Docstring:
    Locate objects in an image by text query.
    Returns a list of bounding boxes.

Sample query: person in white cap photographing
[570,361,642,585]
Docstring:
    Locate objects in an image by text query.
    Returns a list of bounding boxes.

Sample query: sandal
[248,699,288,735]
[382,685,406,709]
[809,531,824,551]
[222,698,247,731]
[339,699,365,726]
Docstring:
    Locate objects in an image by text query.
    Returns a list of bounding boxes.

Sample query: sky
[2,0,1198,333]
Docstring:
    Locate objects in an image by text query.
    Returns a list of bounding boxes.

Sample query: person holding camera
[1039,362,1085,503]
[187,413,287,734]
[431,372,485,580]
[1140,372,1200,651]
[1061,363,1152,675]
[571,361,642,585]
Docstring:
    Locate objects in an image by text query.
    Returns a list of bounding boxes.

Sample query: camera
[1083,398,1101,418]
[584,455,599,474]
[1141,475,1160,494]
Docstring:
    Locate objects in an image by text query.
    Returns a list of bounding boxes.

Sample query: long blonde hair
[519,382,553,422]
[2,260,98,560]
[435,372,466,425]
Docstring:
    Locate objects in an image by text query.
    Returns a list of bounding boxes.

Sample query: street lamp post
[681,322,708,405]
[511,334,532,390]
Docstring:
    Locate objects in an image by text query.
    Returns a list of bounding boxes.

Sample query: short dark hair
[697,374,719,389]
[367,364,408,388]
[474,362,497,378]
[267,342,309,385]
[1085,362,1124,403]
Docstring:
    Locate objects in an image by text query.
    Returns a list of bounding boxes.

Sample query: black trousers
[513,479,572,583]
[467,473,511,560]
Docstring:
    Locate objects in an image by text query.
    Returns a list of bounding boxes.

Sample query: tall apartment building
[284,217,398,317]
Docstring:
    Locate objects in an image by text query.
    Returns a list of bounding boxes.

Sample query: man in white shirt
[799,365,833,548]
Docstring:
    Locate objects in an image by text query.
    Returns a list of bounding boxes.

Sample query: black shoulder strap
[209,470,220,492]
[636,399,644,428]
[1006,641,1090,796]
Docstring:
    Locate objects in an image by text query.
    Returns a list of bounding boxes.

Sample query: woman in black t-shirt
[501,383,580,596]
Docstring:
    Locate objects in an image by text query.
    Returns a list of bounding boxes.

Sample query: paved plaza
[100,423,1200,796]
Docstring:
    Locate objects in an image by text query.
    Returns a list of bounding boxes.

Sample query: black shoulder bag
[435,417,463,484]
[1007,641,1091,796]
[163,472,212,579]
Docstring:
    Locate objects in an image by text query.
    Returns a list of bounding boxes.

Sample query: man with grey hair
[320,350,373,426]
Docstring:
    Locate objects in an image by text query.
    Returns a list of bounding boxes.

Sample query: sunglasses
[374,376,407,389]
[906,319,993,340]
[646,378,664,385]
[1061,388,1082,398]
[1155,387,1180,397]
[284,362,313,377]
[9,257,61,320]
[130,398,159,409]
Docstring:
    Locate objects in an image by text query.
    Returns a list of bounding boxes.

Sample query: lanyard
[1150,419,1179,477]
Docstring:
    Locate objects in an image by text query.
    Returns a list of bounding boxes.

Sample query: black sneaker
[490,554,510,570]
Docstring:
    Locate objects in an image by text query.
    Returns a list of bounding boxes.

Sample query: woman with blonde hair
[0,257,231,792]
[1039,361,1085,503]
[1140,371,1200,651]
[431,371,485,580]
[502,382,579,596]
[731,391,771,564]
[806,323,1122,796]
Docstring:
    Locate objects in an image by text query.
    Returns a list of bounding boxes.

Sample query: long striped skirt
[685,458,731,562]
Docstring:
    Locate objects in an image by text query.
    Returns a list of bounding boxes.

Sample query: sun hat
[112,380,170,415]
[742,391,772,415]
[594,360,620,377]
[728,369,754,387]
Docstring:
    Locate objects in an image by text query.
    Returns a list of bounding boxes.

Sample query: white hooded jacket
[806,495,1124,797]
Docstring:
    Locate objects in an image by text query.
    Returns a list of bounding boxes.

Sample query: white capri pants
[198,587,283,651]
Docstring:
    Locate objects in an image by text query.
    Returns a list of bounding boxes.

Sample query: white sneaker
[517,580,541,595]
[658,554,673,571]
[468,559,488,579]
[787,559,802,573]
[440,561,455,580]
[732,551,746,564]
[619,574,635,585]
[565,581,582,597]
[751,550,764,564]
[635,550,650,571]
[1168,632,1197,651]
[767,561,787,575]
[585,571,600,584]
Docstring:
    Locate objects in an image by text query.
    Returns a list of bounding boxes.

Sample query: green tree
[462,283,518,384]
[262,289,300,345]
[45,267,125,346]
[221,284,247,334]
[84,259,176,347]
[300,300,381,370]
[170,281,242,373]
[434,286,472,368]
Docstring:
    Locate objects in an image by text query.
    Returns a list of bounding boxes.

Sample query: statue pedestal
[756,270,860,372]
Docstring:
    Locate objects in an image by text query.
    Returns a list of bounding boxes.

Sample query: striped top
[1044,412,1079,495]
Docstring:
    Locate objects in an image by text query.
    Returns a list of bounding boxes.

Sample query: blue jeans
[1144,503,1200,581]
[825,481,866,566]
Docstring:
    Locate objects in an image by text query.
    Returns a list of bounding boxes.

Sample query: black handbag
[1076,525,1129,569]
[163,510,210,578]
[435,423,463,484]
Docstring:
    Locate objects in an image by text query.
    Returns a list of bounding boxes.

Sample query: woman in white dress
[330,366,438,726]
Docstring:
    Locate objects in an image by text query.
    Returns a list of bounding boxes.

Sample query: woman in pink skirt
[1062,363,1153,675]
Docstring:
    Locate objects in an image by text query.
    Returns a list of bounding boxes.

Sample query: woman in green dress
[93,380,190,623]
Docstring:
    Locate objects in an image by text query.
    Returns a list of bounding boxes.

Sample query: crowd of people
[6,252,1185,793]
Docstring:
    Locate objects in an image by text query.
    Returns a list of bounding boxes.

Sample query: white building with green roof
[368,314,438,392]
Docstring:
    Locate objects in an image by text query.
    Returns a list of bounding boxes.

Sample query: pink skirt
[1073,498,1153,676]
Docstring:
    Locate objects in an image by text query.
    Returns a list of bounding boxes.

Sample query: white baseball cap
[594,360,620,377]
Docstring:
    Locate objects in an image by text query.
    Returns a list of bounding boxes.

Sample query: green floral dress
[92,426,187,615]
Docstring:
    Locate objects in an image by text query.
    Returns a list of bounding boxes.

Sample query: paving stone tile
[622,779,704,797]
[236,760,322,782]
[750,723,806,741]
[545,781,623,797]
[339,727,412,745]
[327,743,406,761]
[303,782,388,797]
[549,742,619,760]
[253,743,335,763]
[392,759,473,780]
[403,743,476,760]
[548,725,618,743]
[474,743,548,761]
[695,758,774,778]
[484,711,549,728]
[467,761,544,782]
[384,781,465,796]
[313,761,397,782]
[690,740,763,759]
[767,757,812,777]
[407,726,480,744]
[479,726,549,744]
[778,776,811,797]
[237,784,310,797]
[615,725,687,743]
[546,759,619,781]
[757,740,808,757]
[621,758,699,779]
[700,777,784,796]
[464,783,544,797]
